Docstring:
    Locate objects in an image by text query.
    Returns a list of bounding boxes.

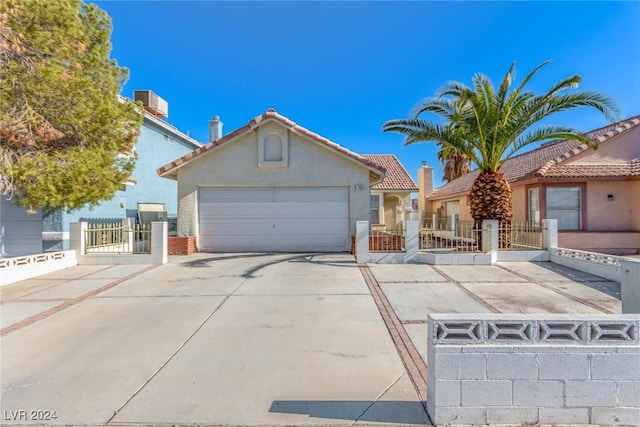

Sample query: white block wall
[427,314,640,425]
[0,251,77,286]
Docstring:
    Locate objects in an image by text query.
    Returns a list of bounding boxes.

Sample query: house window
[528,187,540,225]
[546,187,581,230]
[371,195,380,225]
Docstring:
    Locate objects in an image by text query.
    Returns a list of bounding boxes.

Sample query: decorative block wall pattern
[427,314,640,425]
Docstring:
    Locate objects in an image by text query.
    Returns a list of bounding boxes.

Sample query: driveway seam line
[106,255,272,425]
[494,263,614,314]
[0,265,115,304]
[0,265,158,337]
[428,265,502,313]
[351,372,405,425]
[358,265,431,424]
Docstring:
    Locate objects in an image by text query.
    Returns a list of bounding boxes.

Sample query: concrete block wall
[0,250,77,286]
[427,314,640,425]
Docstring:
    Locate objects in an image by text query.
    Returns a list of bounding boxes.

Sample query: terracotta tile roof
[157,109,386,178]
[362,154,418,191]
[542,162,639,178]
[430,115,640,199]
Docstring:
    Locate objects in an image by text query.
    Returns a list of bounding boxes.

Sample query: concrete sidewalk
[1,254,430,426]
[368,261,622,368]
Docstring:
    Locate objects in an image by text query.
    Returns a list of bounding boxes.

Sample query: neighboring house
[361,154,418,230]
[416,115,640,255]
[41,92,203,252]
[0,199,43,257]
[0,91,203,257]
[158,109,386,252]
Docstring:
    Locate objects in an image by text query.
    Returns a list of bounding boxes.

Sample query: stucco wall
[175,121,372,244]
[568,128,640,163]
[559,232,640,254]
[511,185,527,223]
[587,181,640,231]
[372,191,413,228]
[431,196,472,222]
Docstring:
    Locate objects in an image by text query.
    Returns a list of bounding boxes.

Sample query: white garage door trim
[198,187,349,252]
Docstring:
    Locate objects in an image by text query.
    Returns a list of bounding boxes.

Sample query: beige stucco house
[417,115,640,255]
[362,154,418,230]
[158,109,386,252]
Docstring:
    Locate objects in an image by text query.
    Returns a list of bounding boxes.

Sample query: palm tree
[437,145,470,182]
[383,61,619,232]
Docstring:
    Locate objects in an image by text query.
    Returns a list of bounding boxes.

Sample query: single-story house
[158,109,387,252]
[361,154,418,230]
[416,115,640,255]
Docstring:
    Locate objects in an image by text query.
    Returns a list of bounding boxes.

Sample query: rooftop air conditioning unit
[134,90,168,118]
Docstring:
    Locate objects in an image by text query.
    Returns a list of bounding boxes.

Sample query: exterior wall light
[607,194,615,201]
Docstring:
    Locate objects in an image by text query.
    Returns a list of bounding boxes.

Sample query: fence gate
[85,221,151,254]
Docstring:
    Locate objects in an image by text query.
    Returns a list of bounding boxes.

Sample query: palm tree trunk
[469,171,513,249]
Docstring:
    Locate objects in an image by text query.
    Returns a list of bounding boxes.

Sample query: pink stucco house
[416,115,640,255]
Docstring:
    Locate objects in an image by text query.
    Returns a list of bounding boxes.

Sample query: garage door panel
[200,218,349,235]
[198,187,349,252]
[199,202,347,220]
[199,188,274,203]
[274,187,348,202]
[202,235,347,252]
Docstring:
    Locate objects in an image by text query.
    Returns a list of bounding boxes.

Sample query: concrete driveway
[1,254,429,426]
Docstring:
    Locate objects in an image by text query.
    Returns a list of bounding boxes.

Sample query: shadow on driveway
[269,400,429,425]
[179,252,356,278]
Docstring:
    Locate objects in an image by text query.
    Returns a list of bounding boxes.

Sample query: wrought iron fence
[419,220,480,253]
[498,222,542,250]
[85,222,151,254]
[370,226,406,252]
[419,219,542,253]
[422,215,451,230]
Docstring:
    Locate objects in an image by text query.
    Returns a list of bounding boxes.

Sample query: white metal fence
[418,218,542,253]
[85,222,151,254]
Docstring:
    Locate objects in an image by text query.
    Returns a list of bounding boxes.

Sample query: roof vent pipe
[209,115,223,142]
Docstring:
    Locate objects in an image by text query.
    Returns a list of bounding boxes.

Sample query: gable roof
[157,109,386,180]
[362,154,418,191]
[429,115,640,199]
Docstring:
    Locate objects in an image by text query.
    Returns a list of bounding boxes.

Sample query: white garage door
[198,187,349,252]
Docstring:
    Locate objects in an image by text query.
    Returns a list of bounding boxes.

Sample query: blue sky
[95,1,640,188]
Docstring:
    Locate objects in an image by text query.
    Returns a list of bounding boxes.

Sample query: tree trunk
[469,171,513,249]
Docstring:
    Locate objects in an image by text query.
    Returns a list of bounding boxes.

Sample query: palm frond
[382,60,620,177]
[505,126,593,163]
